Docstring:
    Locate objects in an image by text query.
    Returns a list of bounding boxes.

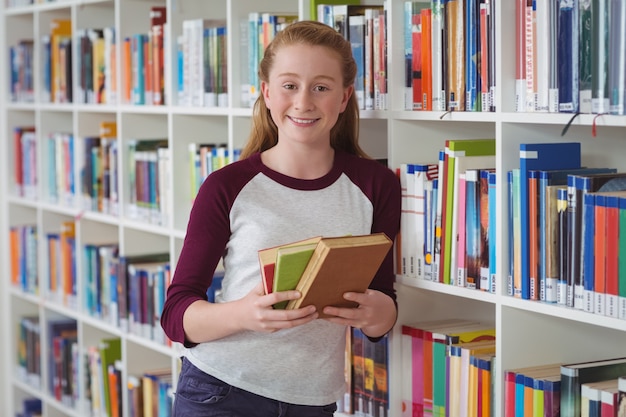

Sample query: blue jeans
[173,357,338,417]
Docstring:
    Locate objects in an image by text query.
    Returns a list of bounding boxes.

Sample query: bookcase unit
[2,0,626,416]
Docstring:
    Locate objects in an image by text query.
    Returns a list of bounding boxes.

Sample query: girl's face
[261,44,353,149]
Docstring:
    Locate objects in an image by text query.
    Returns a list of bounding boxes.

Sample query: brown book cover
[285,233,392,317]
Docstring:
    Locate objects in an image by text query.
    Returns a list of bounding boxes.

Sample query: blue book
[538,167,617,304]
[349,14,366,110]
[569,172,626,311]
[557,0,579,112]
[515,372,526,417]
[465,0,480,111]
[488,172,497,293]
[518,142,581,300]
[557,187,569,305]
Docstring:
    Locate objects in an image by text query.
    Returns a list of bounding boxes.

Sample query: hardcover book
[518,142,581,300]
[260,233,393,317]
[258,235,322,297]
[561,356,626,417]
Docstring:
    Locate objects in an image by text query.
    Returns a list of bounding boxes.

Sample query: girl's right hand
[237,282,319,333]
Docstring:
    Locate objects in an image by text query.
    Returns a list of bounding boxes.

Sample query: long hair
[240,20,368,159]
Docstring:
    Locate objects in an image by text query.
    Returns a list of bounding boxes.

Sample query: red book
[604,193,626,318]
[528,170,539,300]
[411,11,423,110]
[421,8,433,111]
[594,194,608,316]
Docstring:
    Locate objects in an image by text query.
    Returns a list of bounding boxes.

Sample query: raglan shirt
[161,150,401,406]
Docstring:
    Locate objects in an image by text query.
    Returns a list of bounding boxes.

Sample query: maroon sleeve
[160,160,252,347]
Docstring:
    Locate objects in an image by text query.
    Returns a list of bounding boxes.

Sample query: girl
[161,20,401,416]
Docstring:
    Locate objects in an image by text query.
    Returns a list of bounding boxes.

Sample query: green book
[272,243,318,309]
[441,139,495,285]
[99,337,122,417]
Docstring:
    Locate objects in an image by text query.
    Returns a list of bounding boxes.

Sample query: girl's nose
[294,90,314,111]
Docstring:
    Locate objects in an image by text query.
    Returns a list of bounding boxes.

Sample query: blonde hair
[241,20,368,159]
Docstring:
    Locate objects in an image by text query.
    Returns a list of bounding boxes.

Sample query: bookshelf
[2,1,626,416]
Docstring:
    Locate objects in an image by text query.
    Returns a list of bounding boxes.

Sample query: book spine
[594,194,607,316]
[608,0,626,115]
[590,0,610,114]
[557,0,579,113]
[579,0,593,113]
[465,0,480,111]
[488,172,497,293]
[619,196,626,319]
[583,192,596,313]
[605,195,619,318]
[431,0,447,111]
[557,187,569,305]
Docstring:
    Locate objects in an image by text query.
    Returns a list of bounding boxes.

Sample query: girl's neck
[261,145,335,180]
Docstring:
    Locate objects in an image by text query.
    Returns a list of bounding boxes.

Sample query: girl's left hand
[321,289,397,338]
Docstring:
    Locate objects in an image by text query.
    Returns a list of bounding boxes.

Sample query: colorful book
[519,142,581,300]
[445,0,465,110]
[441,139,496,285]
[431,323,496,417]
[561,356,626,417]
[271,242,319,309]
[465,169,482,290]
[284,233,393,317]
[568,173,626,313]
[538,167,618,306]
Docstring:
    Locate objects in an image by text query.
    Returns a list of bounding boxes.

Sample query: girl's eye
[283,84,296,90]
[314,86,329,92]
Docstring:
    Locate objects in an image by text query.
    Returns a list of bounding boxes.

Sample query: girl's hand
[236,282,319,333]
[321,289,397,338]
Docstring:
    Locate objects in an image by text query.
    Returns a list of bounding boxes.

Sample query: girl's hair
[240,20,368,159]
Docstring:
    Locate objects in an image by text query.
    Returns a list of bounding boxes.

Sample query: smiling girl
[161,20,401,417]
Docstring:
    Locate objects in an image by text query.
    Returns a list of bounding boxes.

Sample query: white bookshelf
[2,0,626,416]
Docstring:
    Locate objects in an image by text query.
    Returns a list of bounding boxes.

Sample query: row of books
[18,321,173,417]
[345,328,390,417]
[11,220,175,344]
[400,318,496,417]
[505,356,626,417]
[178,18,228,108]
[9,224,38,295]
[317,4,388,111]
[8,39,34,102]
[515,0,626,115]
[82,244,171,344]
[7,0,53,6]
[510,141,626,319]
[13,123,239,227]
[398,138,497,292]
[244,12,298,108]
[403,0,496,112]
[188,142,240,202]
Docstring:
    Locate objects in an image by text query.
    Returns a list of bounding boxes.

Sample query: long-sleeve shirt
[161,150,401,406]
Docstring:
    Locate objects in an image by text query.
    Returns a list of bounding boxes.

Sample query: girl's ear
[261,80,270,109]
[340,84,354,113]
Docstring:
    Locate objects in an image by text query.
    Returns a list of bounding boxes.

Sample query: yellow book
[50,19,72,103]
